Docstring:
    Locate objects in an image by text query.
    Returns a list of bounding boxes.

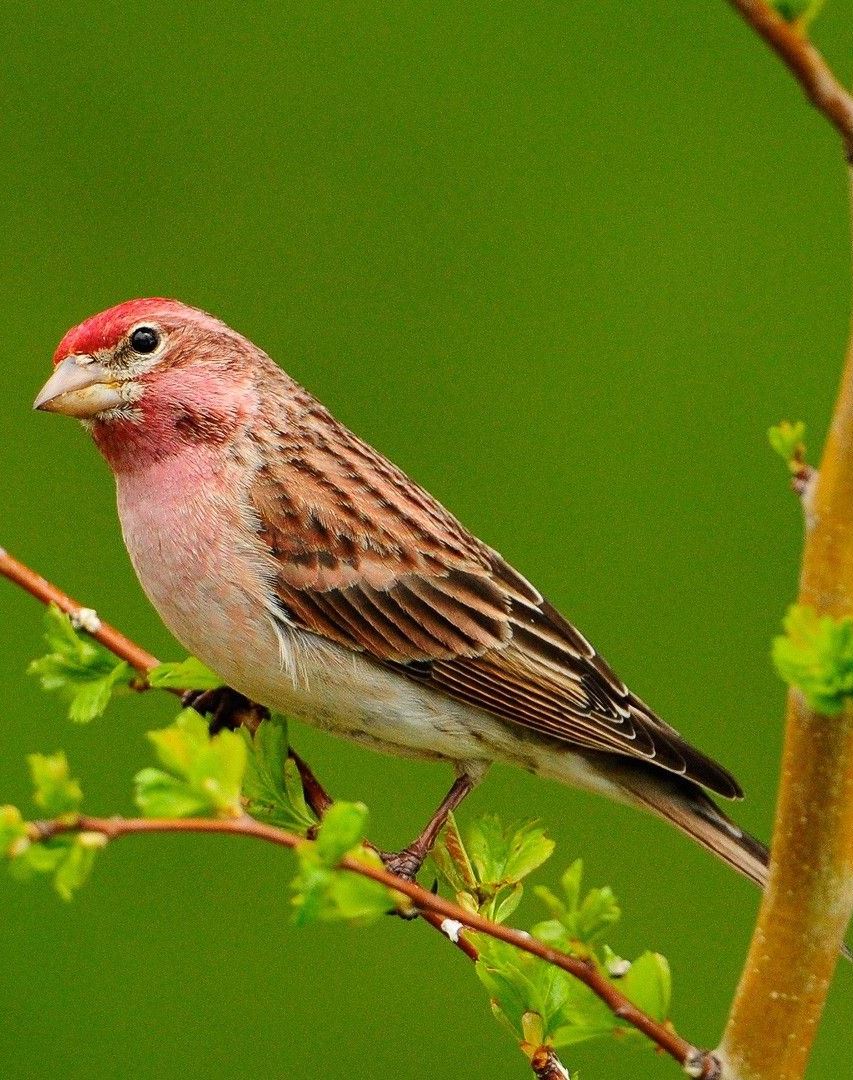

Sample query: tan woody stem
[719,5,853,1076]
[719,176,853,1078]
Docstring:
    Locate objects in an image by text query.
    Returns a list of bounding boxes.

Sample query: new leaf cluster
[432,816,671,1060]
[773,604,853,715]
[0,753,100,900]
[28,606,132,723]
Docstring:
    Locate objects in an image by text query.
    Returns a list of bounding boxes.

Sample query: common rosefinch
[35,298,767,883]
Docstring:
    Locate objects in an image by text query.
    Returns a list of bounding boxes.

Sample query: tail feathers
[622,768,769,888]
[617,765,853,963]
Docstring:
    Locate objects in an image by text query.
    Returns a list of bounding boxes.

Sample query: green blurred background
[1,1,851,1076]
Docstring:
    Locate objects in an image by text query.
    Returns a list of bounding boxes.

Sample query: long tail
[615,764,769,888]
[607,760,853,961]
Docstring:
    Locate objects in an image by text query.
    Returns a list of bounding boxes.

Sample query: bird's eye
[129,326,160,354]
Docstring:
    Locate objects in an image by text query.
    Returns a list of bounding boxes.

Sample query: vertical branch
[717,5,853,1077]
[718,169,853,1077]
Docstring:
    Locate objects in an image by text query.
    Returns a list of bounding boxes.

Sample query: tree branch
[29,811,717,1077]
[1,545,718,1077]
[0,547,159,675]
[726,0,853,156]
[720,5,853,1079]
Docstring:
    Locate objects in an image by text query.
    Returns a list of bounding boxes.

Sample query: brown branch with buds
[727,0,853,155]
[720,4,853,1079]
[0,545,718,1078]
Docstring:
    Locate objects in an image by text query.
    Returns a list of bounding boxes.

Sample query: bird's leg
[380,773,476,881]
[182,686,269,736]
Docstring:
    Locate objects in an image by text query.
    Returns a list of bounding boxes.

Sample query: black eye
[130,326,160,354]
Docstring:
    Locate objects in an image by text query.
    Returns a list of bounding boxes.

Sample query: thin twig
[726,0,853,156]
[2,546,717,1076]
[29,812,718,1077]
[0,547,159,675]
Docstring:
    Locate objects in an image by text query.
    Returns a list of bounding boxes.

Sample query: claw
[182,686,268,735]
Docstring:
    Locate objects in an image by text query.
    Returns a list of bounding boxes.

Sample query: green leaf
[504,823,556,883]
[533,860,620,951]
[53,834,101,901]
[326,849,396,922]
[9,833,101,900]
[28,605,132,723]
[771,0,824,24]
[147,657,222,692]
[0,805,28,858]
[453,815,554,889]
[772,604,853,715]
[493,882,523,924]
[134,768,216,818]
[8,841,65,880]
[476,937,605,1047]
[768,419,806,470]
[240,716,317,834]
[289,811,394,925]
[27,752,83,816]
[314,801,369,866]
[432,814,554,922]
[620,952,671,1022]
[134,709,246,818]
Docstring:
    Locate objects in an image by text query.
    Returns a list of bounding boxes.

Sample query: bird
[34,297,768,885]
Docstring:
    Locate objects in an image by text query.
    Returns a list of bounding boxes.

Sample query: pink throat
[91,365,256,476]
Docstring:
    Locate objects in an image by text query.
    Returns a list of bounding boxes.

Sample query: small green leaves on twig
[768,420,815,500]
[533,860,621,957]
[771,0,826,27]
[146,656,221,692]
[434,820,671,1058]
[0,805,28,858]
[28,751,82,815]
[432,814,555,923]
[240,716,318,835]
[28,605,224,721]
[772,604,853,715]
[768,420,806,464]
[28,605,132,722]
[290,802,399,925]
[1,753,100,900]
[135,709,247,818]
[14,830,104,901]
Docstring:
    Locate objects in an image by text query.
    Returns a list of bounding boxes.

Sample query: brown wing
[248,400,742,800]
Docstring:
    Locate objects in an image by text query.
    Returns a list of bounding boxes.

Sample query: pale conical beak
[33,357,125,418]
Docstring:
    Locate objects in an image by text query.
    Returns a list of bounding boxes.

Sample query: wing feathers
[249,407,742,800]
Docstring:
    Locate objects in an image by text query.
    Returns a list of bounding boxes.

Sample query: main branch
[720,4,853,1078]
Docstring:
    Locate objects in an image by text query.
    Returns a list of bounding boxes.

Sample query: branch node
[70,607,102,634]
[530,1046,571,1080]
[440,917,465,943]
